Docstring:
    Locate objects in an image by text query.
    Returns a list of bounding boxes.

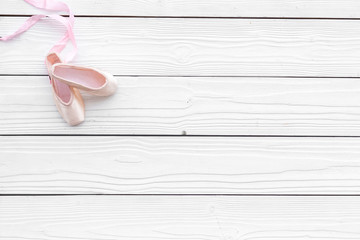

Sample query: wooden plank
[2,76,360,135]
[2,0,360,18]
[2,17,360,77]
[1,196,360,239]
[2,136,360,194]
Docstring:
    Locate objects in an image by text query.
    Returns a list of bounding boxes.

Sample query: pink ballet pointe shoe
[46,53,85,126]
[51,63,117,96]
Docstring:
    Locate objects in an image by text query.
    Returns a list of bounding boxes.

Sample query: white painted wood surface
[1,0,360,237]
[3,0,360,18]
[1,196,360,239]
[2,76,360,135]
[2,17,360,77]
[2,136,360,194]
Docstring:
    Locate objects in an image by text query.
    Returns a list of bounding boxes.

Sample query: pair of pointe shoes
[46,53,117,126]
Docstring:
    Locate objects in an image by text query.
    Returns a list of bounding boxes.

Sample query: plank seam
[2,74,360,79]
[2,134,360,137]
[2,194,360,197]
[4,14,360,20]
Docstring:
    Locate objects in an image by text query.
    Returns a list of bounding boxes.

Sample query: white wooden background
[1,0,360,239]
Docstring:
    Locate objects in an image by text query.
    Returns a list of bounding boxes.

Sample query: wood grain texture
[2,136,360,194]
[1,196,360,239]
[2,76,360,135]
[2,17,360,77]
[3,0,360,18]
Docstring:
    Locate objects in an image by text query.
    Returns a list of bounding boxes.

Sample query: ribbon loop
[0,0,77,62]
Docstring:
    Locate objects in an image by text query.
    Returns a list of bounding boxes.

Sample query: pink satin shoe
[46,53,85,126]
[2,0,116,126]
[51,63,117,96]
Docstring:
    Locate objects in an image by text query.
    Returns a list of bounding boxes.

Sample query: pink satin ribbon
[0,0,77,62]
